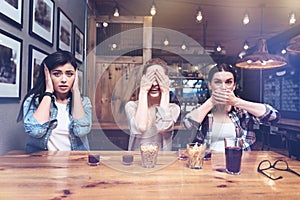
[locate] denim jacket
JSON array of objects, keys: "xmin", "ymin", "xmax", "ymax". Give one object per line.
[{"xmin": 23, "ymin": 94, "xmax": 92, "ymax": 153}]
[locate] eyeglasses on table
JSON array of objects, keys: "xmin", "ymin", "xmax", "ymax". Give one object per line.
[{"xmin": 257, "ymin": 159, "xmax": 300, "ymax": 180}]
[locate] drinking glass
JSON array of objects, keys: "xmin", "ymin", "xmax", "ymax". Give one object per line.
[
  {"xmin": 140, "ymin": 142, "xmax": 159, "ymax": 168},
  {"xmin": 224, "ymin": 137, "xmax": 243, "ymax": 174},
  {"xmin": 187, "ymin": 142, "xmax": 206, "ymax": 169},
  {"xmin": 88, "ymin": 154, "xmax": 100, "ymax": 166}
]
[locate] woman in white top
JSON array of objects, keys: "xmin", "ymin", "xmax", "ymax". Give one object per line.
[{"xmin": 125, "ymin": 58, "xmax": 181, "ymax": 151}]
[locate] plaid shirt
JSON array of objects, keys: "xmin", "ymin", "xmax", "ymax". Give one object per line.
[{"xmin": 183, "ymin": 104, "xmax": 280, "ymax": 150}]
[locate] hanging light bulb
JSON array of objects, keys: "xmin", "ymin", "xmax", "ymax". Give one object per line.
[
  {"xmin": 281, "ymin": 48, "xmax": 287, "ymax": 54},
  {"xmin": 243, "ymin": 11, "xmax": 250, "ymax": 25},
  {"xmin": 243, "ymin": 40, "xmax": 249, "ymax": 50},
  {"xmin": 181, "ymin": 42, "xmax": 187, "ymax": 50},
  {"xmin": 196, "ymin": 8, "xmax": 203, "ymax": 22},
  {"xmin": 289, "ymin": 12, "xmax": 296, "ymax": 25},
  {"xmin": 216, "ymin": 44, "xmax": 222, "ymax": 52},
  {"xmin": 150, "ymin": 1, "xmax": 156, "ymax": 16},
  {"xmin": 163, "ymin": 38, "xmax": 169, "ymax": 46},
  {"xmin": 113, "ymin": 5, "xmax": 120, "ymax": 17},
  {"xmin": 102, "ymin": 21, "xmax": 108, "ymax": 27},
  {"xmin": 112, "ymin": 43, "xmax": 117, "ymax": 49}
]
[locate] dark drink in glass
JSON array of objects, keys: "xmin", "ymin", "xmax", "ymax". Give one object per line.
[
  {"xmin": 122, "ymin": 154, "xmax": 134, "ymax": 165},
  {"xmin": 225, "ymin": 146, "xmax": 242, "ymax": 174},
  {"xmin": 88, "ymin": 154, "xmax": 100, "ymax": 166}
]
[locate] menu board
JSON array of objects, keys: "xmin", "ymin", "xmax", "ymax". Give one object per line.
[{"xmin": 263, "ymin": 69, "xmax": 300, "ymax": 117}]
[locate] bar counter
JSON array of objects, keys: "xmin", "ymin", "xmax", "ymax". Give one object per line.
[{"xmin": 0, "ymin": 151, "xmax": 299, "ymax": 199}]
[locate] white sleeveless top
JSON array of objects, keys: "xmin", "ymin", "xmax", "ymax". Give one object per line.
[
  {"xmin": 210, "ymin": 122, "xmax": 235, "ymax": 152},
  {"xmin": 47, "ymin": 102, "xmax": 71, "ymax": 150}
]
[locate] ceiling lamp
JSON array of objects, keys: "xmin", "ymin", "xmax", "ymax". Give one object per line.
[
  {"xmin": 102, "ymin": 21, "xmax": 108, "ymax": 27},
  {"xmin": 196, "ymin": 7, "xmax": 203, "ymax": 22},
  {"xmin": 243, "ymin": 40, "xmax": 249, "ymax": 50},
  {"xmin": 236, "ymin": 39, "xmax": 287, "ymax": 69},
  {"xmin": 150, "ymin": 0, "xmax": 156, "ymax": 16},
  {"xmin": 163, "ymin": 38, "xmax": 169, "ymax": 46},
  {"xmin": 113, "ymin": 4, "xmax": 120, "ymax": 17},
  {"xmin": 242, "ymin": 10, "xmax": 250, "ymax": 25},
  {"xmin": 181, "ymin": 42, "xmax": 187, "ymax": 50},
  {"xmin": 286, "ymin": 35, "xmax": 300, "ymax": 53},
  {"xmin": 236, "ymin": 4, "xmax": 286, "ymax": 69},
  {"xmin": 289, "ymin": 12, "xmax": 296, "ymax": 25},
  {"xmin": 216, "ymin": 44, "xmax": 222, "ymax": 52}
]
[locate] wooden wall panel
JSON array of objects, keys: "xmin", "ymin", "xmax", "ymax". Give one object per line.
[
  {"xmin": 94, "ymin": 59, "xmax": 143, "ymax": 124},
  {"xmin": 87, "ymin": 16, "xmax": 152, "ymax": 125}
]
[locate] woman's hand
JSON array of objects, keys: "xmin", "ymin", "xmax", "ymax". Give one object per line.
[
  {"xmin": 155, "ymin": 69, "xmax": 169, "ymax": 94},
  {"xmin": 71, "ymin": 70, "xmax": 80, "ymax": 93},
  {"xmin": 211, "ymin": 89, "xmax": 238, "ymax": 106},
  {"xmin": 44, "ymin": 65, "xmax": 54, "ymax": 93},
  {"xmin": 140, "ymin": 70, "xmax": 155, "ymax": 93}
]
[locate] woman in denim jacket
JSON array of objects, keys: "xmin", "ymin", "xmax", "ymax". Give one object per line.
[
  {"xmin": 183, "ymin": 63, "xmax": 280, "ymax": 152},
  {"xmin": 17, "ymin": 51, "xmax": 92, "ymax": 153}
]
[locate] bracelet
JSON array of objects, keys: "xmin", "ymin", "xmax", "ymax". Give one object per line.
[{"xmin": 43, "ymin": 92, "xmax": 53, "ymax": 98}]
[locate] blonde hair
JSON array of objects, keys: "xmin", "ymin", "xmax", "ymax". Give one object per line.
[
  {"xmin": 143, "ymin": 58, "xmax": 168, "ymax": 75},
  {"xmin": 118, "ymin": 58, "xmax": 168, "ymax": 114}
]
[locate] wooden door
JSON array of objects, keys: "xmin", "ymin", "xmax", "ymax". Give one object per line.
[{"xmin": 86, "ymin": 16, "xmax": 152, "ymax": 125}]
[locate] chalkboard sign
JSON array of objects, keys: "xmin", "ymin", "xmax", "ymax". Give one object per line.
[{"xmin": 263, "ymin": 67, "xmax": 300, "ymax": 119}]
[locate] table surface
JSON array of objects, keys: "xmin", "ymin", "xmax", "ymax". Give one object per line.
[{"xmin": 0, "ymin": 151, "xmax": 300, "ymax": 199}]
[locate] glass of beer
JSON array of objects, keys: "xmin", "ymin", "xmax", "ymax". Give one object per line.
[{"xmin": 187, "ymin": 142, "xmax": 206, "ymax": 169}]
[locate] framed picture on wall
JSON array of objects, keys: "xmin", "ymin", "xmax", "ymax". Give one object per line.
[
  {"xmin": 57, "ymin": 8, "xmax": 72, "ymax": 52},
  {"xmin": 0, "ymin": 29, "xmax": 22, "ymax": 99},
  {"xmin": 29, "ymin": 0, "xmax": 55, "ymax": 46},
  {"xmin": 28, "ymin": 45, "xmax": 48, "ymax": 90},
  {"xmin": 74, "ymin": 25, "xmax": 84, "ymax": 63},
  {"xmin": 0, "ymin": 0, "xmax": 23, "ymax": 29}
]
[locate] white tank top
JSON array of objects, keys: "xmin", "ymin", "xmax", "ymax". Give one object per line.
[
  {"xmin": 47, "ymin": 102, "xmax": 71, "ymax": 150},
  {"xmin": 210, "ymin": 122, "xmax": 235, "ymax": 152}
]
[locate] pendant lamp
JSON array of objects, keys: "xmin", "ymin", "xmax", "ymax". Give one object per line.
[
  {"xmin": 287, "ymin": 35, "xmax": 300, "ymax": 53},
  {"xmin": 236, "ymin": 38, "xmax": 287, "ymax": 69},
  {"xmin": 236, "ymin": 4, "xmax": 287, "ymax": 69}
]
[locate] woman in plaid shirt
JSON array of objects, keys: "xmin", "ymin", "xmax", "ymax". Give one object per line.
[{"xmin": 183, "ymin": 63, "xmax": 280, "ymax": 151}]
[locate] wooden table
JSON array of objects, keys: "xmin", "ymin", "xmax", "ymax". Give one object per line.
[{"xmin": 0, "ymin": 151, "xmax": 300, "ymax": 199}]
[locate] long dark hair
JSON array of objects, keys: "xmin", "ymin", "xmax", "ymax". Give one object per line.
[
  {"xmin": 17, "ymin": 51, "xmax": 78, "ymax": 122},
  {"xmin": 208, "ymin": 63, "xmax": 238, "ymax": 83}
]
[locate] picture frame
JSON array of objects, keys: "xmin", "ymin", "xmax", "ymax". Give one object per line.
[
  {"xmin": 28, "ymin": 45, "xmax": 48, "ymax": 91},
  {"xmin": 0, "ymin": 0, "xmax": 23, "ymax": 29},
  {"xmin": 29, "ymin": 0, "xmax": 55, "ymax": 46},
  {"xmin": 0, "ymin": 29, "xmax": 22, "ymax": 99},
  {"xmin": 57, "ymin": 8, "xmax": 72, "ymax": 52},
  {"xmin": 74, "ymin": 25, "xmax": 84, "ymax": 63}
]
